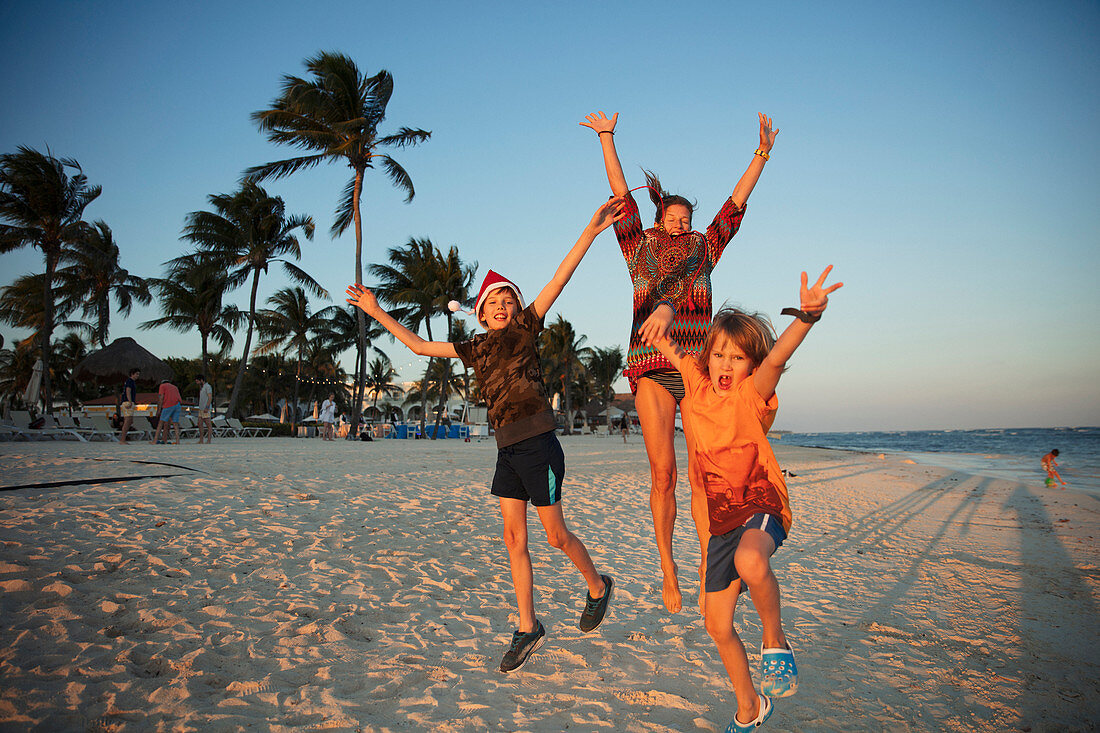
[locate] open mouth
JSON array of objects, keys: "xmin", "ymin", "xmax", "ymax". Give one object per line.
[{"xmin": 717, "ymin": 375, "xmax": 732, "ymax": 389}]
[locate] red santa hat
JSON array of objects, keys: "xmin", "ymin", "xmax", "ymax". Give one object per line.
[{"xmin": 471, "ymin": 270, "xmax": 525, "ymax": 323}]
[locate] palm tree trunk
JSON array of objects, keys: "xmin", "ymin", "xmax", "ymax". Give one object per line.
[
  {"xmin": 200, "ymin": 334, "xmax": 210, "ymax": 380},
  {"xmin": 563, "ymin": 362, "xmax": 573, "ymax": 436},
  {"xmin": 351, "ymin": 167, "xmax": 366, "ymax": 430},
  {"xmin": 227, "ymin": 270, "xmax": 261, "ymax": 418},
  {"xmin": 292, "ymin": 351, "xmax": 302, "ymax": 435},
  {"xmin": 420, "ymin": 321, "xmax": 434, "ymax": 437},
  {"xmin": 200, "ymin": 331, "xmax": 214, "ymax": 413},
  {"xmin": 39, "ymin": 248, "xmax": 57, "ymax": 414},
  {"xmin": 431, "ymin": 313, "xmax": 453, "ymax": 440}
]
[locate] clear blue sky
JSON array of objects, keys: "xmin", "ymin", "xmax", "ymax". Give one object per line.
[{"xmin": 2, "ymin": 0, "xmax": 1098, "ymax": 431}]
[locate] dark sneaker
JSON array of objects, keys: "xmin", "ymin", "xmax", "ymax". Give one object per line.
[
  {"xmin": 499, "ymin": 619, "xmax": 545, "ymax": 673},
  {"xmin": 578, "ymin": 574, "xmax": 614, "ymax": 632}
]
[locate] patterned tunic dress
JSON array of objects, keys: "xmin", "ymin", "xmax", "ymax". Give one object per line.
[{"xmin": 614, "ymin": 192, "xmax": 747, "ymax": 393}]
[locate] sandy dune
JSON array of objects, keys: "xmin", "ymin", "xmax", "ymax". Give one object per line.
[{"xmin": 0, "ymin": 435, "xmax": 1096, "ymax": 731}]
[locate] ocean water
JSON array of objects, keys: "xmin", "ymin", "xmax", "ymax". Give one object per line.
[{"xmin": 777, "ymin": 426, "xmax": 1100, "ymax": 496}]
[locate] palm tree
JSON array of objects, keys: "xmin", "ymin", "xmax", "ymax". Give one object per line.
[
  {"xmin": 176, "ymin": 180, "xmax": 322, "ymax": 418},
  {"xmin": 428, "ymin": 245, "xmax": 476, "ymax": 438},
  {"xmin": 51, "ymin": 331, "xmax": 90, "ymax": 409},
  {"xmin": 0, "ymin": 273, "xmax": 90, "ymax": 351},
  {"xmin": 586, "ymin": 346, "xmax": 625, "ymax": 421},
  {"xmin": 540, "ymin": 316, "xmax": 591, "ymax": 435},
  {"xmin": 0, "ymin": 147, "xmax": 101, "ymax": 412},
  {"xmin": 402, "ymin": 359, "xmax": 466, "ymax": 426},
  {"xmin": 313, "ymin": 303, "xmax": 388, "ymax": 414},
  {"xmin": 140, "ymin": 266, "xmax": 242, "ymax": 394},
  {"xmin": 301, "ymin": 340, "xmax": 349, "ymax": 410},
  {"xmin": 239, "ymin": 353, "xmax": 295, "ymax": 418},
  {"xmin": 55, "ymin": 220, "xmax": 150, "ymax": 347},
  {"xmin": 449, "ymin": 318, "xmax": 476, "ymax": 415},
  {"xmin": 370, "ymin": 237, "xmax": 440, "ymax": 435},
  {"xmin": 254, "ymin": 286, "xmax": 333, "ymax": 431},
  {"xmin": 246, "ymin": 51, "xmax": 430, "ymax": 427},
  {"xmin": 0, "ymin": 342, "xmax": 36, "ymax": 412},
  {"xmin": 363, "ymin": 356, "xmax": 403, "ymax": 411}
]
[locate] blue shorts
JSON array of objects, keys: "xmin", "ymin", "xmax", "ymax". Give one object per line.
[
  {"xmin": 705, "ymin": 513, "xmax": 787, "ymax": 593},
  {"xmin": 160, "ymin": 404, "xmax": 181, "ymax": 423},
  {"xmin": 491, "ymin": 431, "xmax": 565, "ymax": 507}
]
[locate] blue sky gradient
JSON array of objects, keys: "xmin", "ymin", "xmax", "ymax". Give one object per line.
[{"xmin": 2, "ymin": 0, "xmax": 1098, "ymax": 430}]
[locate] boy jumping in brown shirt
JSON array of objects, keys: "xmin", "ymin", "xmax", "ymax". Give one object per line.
[{"xmin": 346, "ymin": 198, "xmax": 623, "ymax": 672}]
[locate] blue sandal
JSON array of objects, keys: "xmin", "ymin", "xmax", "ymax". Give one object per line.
[
  {"xmin": 726, "ymin": 693, "xmax": 773, "ymax": 732},
  {"xmin": 760, "ymin": 644, "xmax": 798, "ymax": 697}
]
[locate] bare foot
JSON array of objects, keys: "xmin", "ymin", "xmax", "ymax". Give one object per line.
[{"xmin": 661, "ymin": 562, "xmax": 682, "ymax": 613}]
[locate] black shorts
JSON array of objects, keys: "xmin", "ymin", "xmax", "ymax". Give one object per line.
[
  {"xmin": 491, "ymin": 431, "xmax": 565, "ymax": 506},
  {"xmin": 705, "ymin": 513, "xmax": 787, "ymax": 593},
  {"xmin": 640, "ymin": 369, "xmax": 685, "ymax": 404}
]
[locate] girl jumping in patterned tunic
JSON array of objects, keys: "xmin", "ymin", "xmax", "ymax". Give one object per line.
[{"xmin": 580, "ymin": 110, "xmax": 778, "ymax": 614}]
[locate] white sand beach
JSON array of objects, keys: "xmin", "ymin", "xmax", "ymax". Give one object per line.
[{"xmin": 0, "ymin": 435, "xmax": 1097, "ymax": 732}]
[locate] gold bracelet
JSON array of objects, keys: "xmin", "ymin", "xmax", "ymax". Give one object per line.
[{"xmin": 754, "ymin": 148, "xmax": 770, "ymax": 161}]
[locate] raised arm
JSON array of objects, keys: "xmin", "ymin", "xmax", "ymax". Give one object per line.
[
  {"xmin": 345, "ymin": 285, "xmax": 458, "ymax": 359},
  {"xmin": 580, "ymin": 111, "xmax": 630, "ymax": 197},
  {"xmin": 730, "ymin": 113, "xmax": 778, "ymax": 208},
  {"xmin": 653, "ymin": 334, "xmax": 687, "ymax": 371},
  {"xmin": 532, "ymin": 197, "xmax": 626, "ymax": 318},
  {"xmin": 753, "ymin": 265, "xmax": 843, "ymax": 400}
]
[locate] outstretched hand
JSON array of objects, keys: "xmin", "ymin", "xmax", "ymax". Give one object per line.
[
  {"xmin": 639, "ymin": 303, "xmax": 674, "ymax": 346},
  {"xmin": 580, "ymin": 111, "xmax": 618, "ymax": 136},
  {"xmin": 589, "ymin": 196, "xmax": 627, "ymax": 232},
  {"xmin": 800, "ymin": 265, "xmax": 843, "ymax": 316},
  {"xmin": 758, "ymin": 113, "xmax": 778, "ymax": 153},
  {"xmin": 345, "ymin": 283, "xmax": 379, "ymax": 316}
]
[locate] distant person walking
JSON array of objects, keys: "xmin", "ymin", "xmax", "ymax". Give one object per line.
[
  {"xmin": 1042, "ymin": 449, "xmax": 1067, "ymax": 488},
  {"xmin": 119, "ymin": 368, "xmax": 140, "ymax": 444},
  {"xmin": 151, "ymin": 379, "xmax": 182, "ymax": 445},
  {"xmin": 195, "ymin": 375, "xmax": 214, "ymax": 444},
  {"xmin": 320, "ymin": 393, "xmax": 337, "ymax": 441}
]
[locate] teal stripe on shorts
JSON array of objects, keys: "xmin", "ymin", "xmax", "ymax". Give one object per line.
[{"xmin": 548, "ymin": 467, "xmax": 558, "ymax": 504}]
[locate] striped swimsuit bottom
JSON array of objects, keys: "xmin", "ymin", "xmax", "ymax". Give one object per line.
[{"xmin": 640, "ymin": 369, "xmax": 686, "ymax": 403}]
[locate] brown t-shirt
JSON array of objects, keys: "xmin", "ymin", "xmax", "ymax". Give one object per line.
[{"xmin": 453, "ymin": 304, "xmax": 556, "ymax": 448}]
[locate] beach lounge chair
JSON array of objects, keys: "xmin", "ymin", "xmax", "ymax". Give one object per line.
[
  {"xmin": 211, "ymin": 415, "xmax": 236, "ymax": 437},
  {"xmin": 227, "ymin": 417, "xmax": 270, "ymax": 437},
  {"xmin": 87, "ymin": 413, "xmax": 145, "ymax": 442},
  {"xmin": 41, "ymin": 415, "xmax": 89, "ymax": 442},
  {"xmin": 0, "ymin": 422, "xmax": 33, "ymax": 441},
  {"xmin": 176, "ymin": 415, "xmax": 201, "ymax": 439},
  {"xmin": 8, "ymin": 410, "xmax": 83, "ymax": 441},
  {"xmin": 55, "ymin": 414, "xmax": 95, "ymax": 440}
]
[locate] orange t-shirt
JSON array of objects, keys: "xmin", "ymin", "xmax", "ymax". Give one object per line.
[{"xmin": 679, "ymin": 359, "xmax": 792, "ymax": 535}]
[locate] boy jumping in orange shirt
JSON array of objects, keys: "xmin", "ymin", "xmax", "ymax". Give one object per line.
[{"xmin": 654, "ymin": 266, "xmax": 842, "ymax": 731}]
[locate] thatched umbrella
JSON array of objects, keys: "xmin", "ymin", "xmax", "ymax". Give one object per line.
[{"xmin": 74, "ymin": 337, "xmax": 174, "ymax": 385}]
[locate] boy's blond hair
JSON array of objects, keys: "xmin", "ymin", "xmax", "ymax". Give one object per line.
[{"xmin": 696, "ymin": 306, "xmax": 777, "ymax": 372}]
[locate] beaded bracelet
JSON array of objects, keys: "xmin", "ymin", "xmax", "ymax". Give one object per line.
[{"xmin": 754, "ymin": 148, "xmax": 770, "ymax": 161}]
